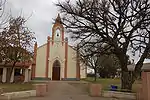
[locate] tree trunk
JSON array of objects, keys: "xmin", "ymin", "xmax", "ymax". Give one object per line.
[
  {"xmin": 94, "ymin": 74, "xmax": 97, "ymax": 81},
  {"xmin": 121, "ymin": 71, "xmax": 133, "ymax": 91},
  {"xmin": 117, "ymin": 53, "xmax": 134, "ymax": 90},
  {"xmin": 94, "ymin": 68, "xmax": 97, "ymax": 82},
  {"xmin": 6, "ymin": 62, "xmax": 16, "ymax": 83}
]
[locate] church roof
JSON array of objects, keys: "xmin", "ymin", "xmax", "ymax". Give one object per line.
[
  {"xmin": 68, "ymin": 45, "xmax": 76, "ymax": 50},
  {"xmin": 37, "ymin": 43, "xmax": 47, "ymax": 49},
  {"xmin": 37, "ymin": 40, "xmax": 76, "ymax": 52}
]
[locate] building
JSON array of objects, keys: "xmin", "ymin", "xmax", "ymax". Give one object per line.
[
  {"xmin": 31, "ymin": 14, "xmax": 87, "ymax": 81},
  {"xmin": 0, "ymin": 62, "xmax": 32, "ymax": 83},
  {"xmin": 0, "ymin": 47, "xmax": 33, "ymax": 83}
]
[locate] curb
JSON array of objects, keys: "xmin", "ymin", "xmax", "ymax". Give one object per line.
[{"xmin": 0, "ymin": 90, "xmax": 36, "ymax": 100}]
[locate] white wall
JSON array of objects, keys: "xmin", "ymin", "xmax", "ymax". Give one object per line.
[
  {"xmin": 48, "ymin": 40, "xmax": 65, "ymax": 79},
  {"xmin": 35, "ymin": 44, "xmax": 47, "ymax": 77}
]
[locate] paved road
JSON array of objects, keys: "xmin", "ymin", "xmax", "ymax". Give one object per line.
[{"xmin": 20, "ymin": 81, "xmax": 122, "ymax": 100}]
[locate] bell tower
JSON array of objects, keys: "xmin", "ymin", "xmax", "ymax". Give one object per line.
[{"xmin": 52, "ymin": 14, "xmax": 64, "ymax": 45}]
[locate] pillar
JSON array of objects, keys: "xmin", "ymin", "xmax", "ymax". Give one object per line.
[
  {"xmin": 28, "ymin": 69, "xmax": 31, "ymax": 81},
  {"xmin": 31, "ymin": 42, "xmax": 37, "ymax": 79},
  {"xmin": 138, "ymin": 65, "xmax": 150, "ymax": 100},
  {"xmin": 45, "ymin": 36, "xmax": 50, "ymax": 78},
  {"xmin": 10, "ymin": 68, "xmax": 15, "ymax": 83},
  {"xmin": 24, "ymin": 69, "xmax": 29, "ymax": 82},
  {"xmin": 64, "ymin": 38, "xmax": 68, "ymax": 78},
  {"xmin": 61, "ymin": 62, "xmax": 65, "ymax": 79},
  {"xmin": 140, "ymin": 71, "xmax": 150, "ymax": 100},
  {"xmin": 76, "ymin": 44, "xmax": 80, "ymax": 80},
  {"xmin": 2, "ymin": 68, "xmax": 7, "ymax": 83}
]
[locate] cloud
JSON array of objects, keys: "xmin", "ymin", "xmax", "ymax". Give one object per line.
[{"xmin": 5, "ymin": 0, "xmax": 59, "ymax": 45}]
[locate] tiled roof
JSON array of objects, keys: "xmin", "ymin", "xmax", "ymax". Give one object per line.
[{"xmin": 0, "ymin": 62, "xmax": 32, "ymax": 68}]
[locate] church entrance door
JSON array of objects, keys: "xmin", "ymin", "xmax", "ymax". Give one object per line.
[{"xmin": 52, "ymin": 60, "xmax": 60, "ymax": 80}]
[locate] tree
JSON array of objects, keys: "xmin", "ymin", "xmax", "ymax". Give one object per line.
[
  {"xmin": 56, "ymin": 0, "xmax": 150, "ymax": 90},
  {"xmin": 0, "ymin": 16, "xmax": 36, "ymax": 82},
  {"xmin": 79, "ymin": 43, "xmax": 102, "ymax": 81},
  {"xmin": 98, "ymin": 54, "xmax": 120, "ymax": 78},
  {"xmin": 80, "ymin": 43, "xmax": 120, "ymax": 80},
  {"xmin": 0, "ymin": 0, "xmax": 10, "ymax": 28},
  {"xmin": 96, "ymin": 44, "xmax": 120, "ymax": 78}
]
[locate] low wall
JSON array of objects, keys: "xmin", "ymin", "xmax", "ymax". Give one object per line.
[
  {"xmin": 88, "ymin": 83, "xmax": 136, "ymax": 100},
  {"xmin": 102, "ymin": 91, "xmax": 136, "ymax": 100},
  {"xmin": 0, "ymin": 84, "xmax": 48, "ymax": 99},
  {"xmin": 1, "ymin": 90, "xmax": 36, "ymax": 100}
]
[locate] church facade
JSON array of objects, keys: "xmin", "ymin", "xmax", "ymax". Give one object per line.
[{"xmin": 31, "ymin": 15, "xmax": 87, "ymax": 80}]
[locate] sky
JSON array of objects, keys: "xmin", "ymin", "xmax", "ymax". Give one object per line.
[
  {"xmin": 3, "ymin": 0, "xmax": 150, "ymax": 65},
  {"xmin": 5, "ymin": 0, "xmax": 59, "ymax": 46}
]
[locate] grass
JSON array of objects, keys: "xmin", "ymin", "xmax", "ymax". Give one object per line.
[
  {"xmin": 0, "ymin": 79, "xmax": 141, "ymax": 93},
  {"xmin": 82, "ymin": 77, "xmax": 141, "ymax": 93},
  {"xmin": 0, "ymin": 81, "xmax": 47, "ymax": 93},
  {"xmin": 0, "ymin": 83, "xmax": 33, "ymax": 93}
]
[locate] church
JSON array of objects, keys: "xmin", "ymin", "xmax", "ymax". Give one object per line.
[{"xmin": 31, "ymin": 14, "xmax": 87, "ymax": 81}]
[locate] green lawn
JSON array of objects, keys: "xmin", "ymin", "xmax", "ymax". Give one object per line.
[
  {"xmin": 0, "ymin": 79, "xmax": 141, "ymax": 93},
  {"xmin": 82, "ymin": 77, "xmax": 141, "ymax": 93},
  {"xmin": 0, "ymin": 81, "xmax": 47, "ymax": 93}
]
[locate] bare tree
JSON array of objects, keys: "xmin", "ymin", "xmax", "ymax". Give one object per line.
[
  {"xmin": 0, "ymin": 0, "xmax": 10, "ymax": 28},
  {"xmin": 80, "ymin": 43, "xmax": 120, "ymax": 80},
  {"xmin": 0, "ymin": 16, "xmax": 36, "ymax": 82},
  {"xmin": 79, "ymin": 43, "xmax": 102, "ymax": 81},
  {"xmin": 56, "ymin": 0, "xmax": 150, "ymax": 90}
]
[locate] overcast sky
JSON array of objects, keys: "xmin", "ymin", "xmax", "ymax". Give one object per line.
[
  {"xmin": 3, "ymin": 0, "xmax": 150, "ymax": 64},
  {"xmin": 5, "ymin": 0, "xmax": 59, "ymax": 46}
]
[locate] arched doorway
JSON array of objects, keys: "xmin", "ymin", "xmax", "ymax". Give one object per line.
[{"xmin": 52, "ymin": 60, "xmax": 61, "ymax": 80}]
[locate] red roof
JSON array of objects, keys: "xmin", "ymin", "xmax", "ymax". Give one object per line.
[{"xmin": 0, "ymin": 62, "xmax": 32, "ymax": 68}]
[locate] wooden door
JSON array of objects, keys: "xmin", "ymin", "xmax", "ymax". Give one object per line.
[
  {"xmin": 52, "ymin": 60, "xmax": 60, "ymax": 80},
  {"xmin": 52, "ymin": 67, "xmax": 60, "ymax": 80}
]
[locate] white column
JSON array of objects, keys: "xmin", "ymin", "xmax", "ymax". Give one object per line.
[
  {"xmin": 24, "ymin": 69, "xmax": 29, "ymax": 82},
  {"xmin": 61, "ymin": 62, "xmax": 65, "ymax": 79},
  {"xmin": 28, "ymin": 70, "xmax": 31, "ymax": 81},
  {"xmin": 2, "ymin": 68, "xmax": 7, "ymax": 83},
  {"xmin": 10, "ymin": 68, "xmax": 15, "ymax": 83},
  {"xmin": 49, "ymin": 60, "xmax": 52, "ymax": 80},
  {"xmin": 61, "ymin": 67, "xmax": 64, "ymax": 79}
]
